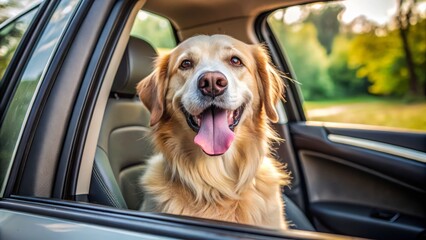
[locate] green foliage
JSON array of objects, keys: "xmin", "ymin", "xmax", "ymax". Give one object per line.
[
  {"xmin": 348, "ymin": 19, "xmax": 426, "ymax": 97},
  {"xmin": 269, "ymin": 1, "xmax": 426, "ymax": 100},
  {"xmin": 328, "ymin": 35, "xmax": 369, "ymax": 97},
  {"xmin": 269, "ymin": 19, "xmax": 334, "ymax": 100},
  {"xmin": 408, "ymin": 19, "xmax": 426, "ymax": 94},
  {"xmin": 348, "ymin": 30, "xmax": 404, "ymax": 95},
  {"xmin": 306, "ymin": 4, "xmax": 344, "ymax": 54}
]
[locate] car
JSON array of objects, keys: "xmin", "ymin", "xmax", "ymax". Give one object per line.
[{"xmin": 0, "ymin": 0, "xmax": 425, "ymax": 239}]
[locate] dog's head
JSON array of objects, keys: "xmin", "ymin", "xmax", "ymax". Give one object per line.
[{"xmin": 137, "ymin": 35, "xmax": 284, "ymax": 156}]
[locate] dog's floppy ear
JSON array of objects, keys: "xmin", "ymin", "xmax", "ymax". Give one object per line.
[
  {"xmin": 136, "ymin": 53, "xmax": 170, "ymax": 126},
  {"xmin": 253, "ymin": 45, "xmax": 285, "ymax": 123}
]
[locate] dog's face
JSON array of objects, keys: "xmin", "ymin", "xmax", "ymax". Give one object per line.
[{"xmin": 137, "ymin": 35, "xmax": 283, "ymax": 156}]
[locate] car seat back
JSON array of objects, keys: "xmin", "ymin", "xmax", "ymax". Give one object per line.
[{"xmin": 89, "ymin": 36, "xmax": 156, "ymax": 209}]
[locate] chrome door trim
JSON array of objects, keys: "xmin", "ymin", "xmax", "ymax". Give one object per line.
[{"xmin": 328, "ymin": 134, "xmax": 426, "ymax": 163}]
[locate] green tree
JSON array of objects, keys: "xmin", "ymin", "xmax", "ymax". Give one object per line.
[
  {"xmin": 328, "ymin": 35, "xmax": 368, "ymax": 97},
  {"xmin": 348, "ymin": 19, "xmax": 426, "ymax": 97},
  {"xmin": 269, "ymin": 17, "xmax": 334, "ymax": 100},
  {"xmin": 307, "ymin": 4, "xmax": 344, "ymax": 55},
  {"xmin": 395, "ymin": 0, "xmax": 423, "ymax": 97}
]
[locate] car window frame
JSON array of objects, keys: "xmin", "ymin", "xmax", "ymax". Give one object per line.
[
  {"xmin": 255, "ymin": 11, "xmax": 306, "ymax": 123},
  {"xmin": 1, "ymin": 0, "xmax": 83, "ymax": 198},
  {"xmin": 0, "ymin": 0, "xmax": 52, "ymax": 196}
]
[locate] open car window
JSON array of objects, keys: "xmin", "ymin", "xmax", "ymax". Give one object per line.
[{"xmin": 267, "ymin": 0, "xmax": 426, "ymax": 132}]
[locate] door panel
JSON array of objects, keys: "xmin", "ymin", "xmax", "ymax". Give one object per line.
[
  {"xmin": 288, "ymin": 122, "xmax": 426, "ymax": 239},
  {"xmin": 310, "ymin": 202, "xmax": 425, "ymax": 240},
  {"xmin": 291, "ymin": 123, "xmax": 426, "ymax": 192},
  {"xmin": 300, "ymin": 151, "xmax": 425, "ymax": 217}
]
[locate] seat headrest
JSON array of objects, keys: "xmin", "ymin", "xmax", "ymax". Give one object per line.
[{"xmin": 112, "ymin": 37, "xmax": 157, "ymax": 95}]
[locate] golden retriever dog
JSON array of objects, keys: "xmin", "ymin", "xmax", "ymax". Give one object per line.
[{"xmin": 137, "ymin": 34, "xmax": 290, "ymax": 229}]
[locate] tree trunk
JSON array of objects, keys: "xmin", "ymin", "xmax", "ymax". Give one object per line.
[{"xmin": 396, "ymin": 0, "xmax": 421, "ymax": 96}]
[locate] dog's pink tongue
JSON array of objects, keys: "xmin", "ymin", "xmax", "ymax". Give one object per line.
[{"xmin": 194, "ymin": 107, "xmax": 235, "ymax": 156}]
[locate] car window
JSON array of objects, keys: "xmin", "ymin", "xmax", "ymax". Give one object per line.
[
  {"xmin": 0, "ymin": 0, "xmax": 80, "ymax": 196},
  {"xmin": 130, "ymin": 10, "xmax": 176, "ymax": 55},
  {"xmin": 268, "ymin": 0, "xmax": 426, "ymax": 132},
  {"xmin": 0, "ymin": 0, "xmax": 41, "ymax": 82}
]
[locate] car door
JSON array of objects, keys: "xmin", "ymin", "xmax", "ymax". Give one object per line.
[{"xmin": 259, "ymin": 1, "xmax": 426, "ymax": 239}]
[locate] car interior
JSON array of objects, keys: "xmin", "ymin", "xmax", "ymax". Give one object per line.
[
  {"xmin": 78, "ymin": 0, "xmax": 425, "ymax": 239},
  {"xmin": 1, "ymin": 0, "xmax": 424, "ymax": 239}
]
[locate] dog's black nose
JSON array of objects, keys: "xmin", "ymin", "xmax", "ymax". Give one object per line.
[{"xmin": 198, "ymin": 71, "xmax": 228, "ymax": 97}]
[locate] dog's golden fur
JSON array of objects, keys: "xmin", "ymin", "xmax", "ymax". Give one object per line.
[{"xmin": 137, "ymin": 35, "xmax": 290, "ymax": 229}]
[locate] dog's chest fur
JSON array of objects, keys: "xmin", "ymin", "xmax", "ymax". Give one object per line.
[{"xmin": 140, "ymin": 154, "xmax": 288, "ymax": 229}]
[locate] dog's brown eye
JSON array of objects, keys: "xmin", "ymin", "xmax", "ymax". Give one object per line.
[
  {"xmin": 230, "ymin": 56, "xmax": 243, "ymax": 66},
  {"xmin": 180, "ymin": 60, "xmax": 193, "ymax": 70}
]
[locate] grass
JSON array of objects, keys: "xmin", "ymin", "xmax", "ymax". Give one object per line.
[{"xmin": 303, "ymin": 96, "xmax": 426, "ymax": 132}]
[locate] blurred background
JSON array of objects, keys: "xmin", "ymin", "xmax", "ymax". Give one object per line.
[
  {"xmin": 268, "ymin": 0, "xmax": 426, "ymax": 131},
  {"xmin": 1, "ymin": 0, "xmax": 425, "ymax": 131}
]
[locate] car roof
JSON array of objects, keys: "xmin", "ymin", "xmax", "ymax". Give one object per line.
[{"xmin": 143, "ymin": 0, "xmax": 315, "ymax": 42}]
